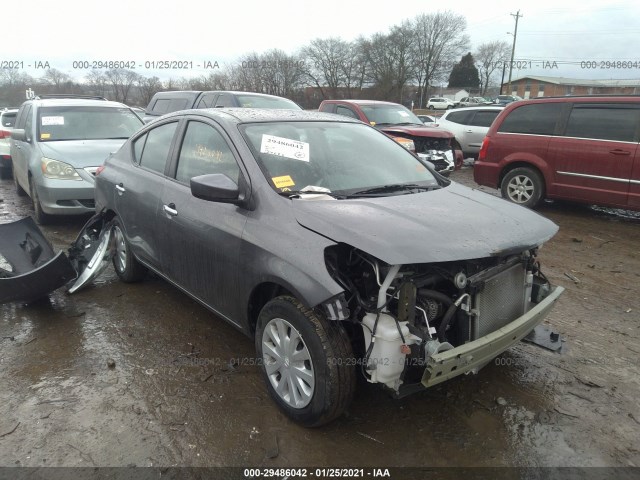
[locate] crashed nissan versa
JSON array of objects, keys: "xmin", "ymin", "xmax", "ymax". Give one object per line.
[{"xmin": 11, "ymin": 109, "xmax": 564, "ymax": 427}]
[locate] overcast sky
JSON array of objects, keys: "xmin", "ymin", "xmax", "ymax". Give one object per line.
[{"xmin": 4, "ymin": 0, "xmax": 639, "ymax": 83}]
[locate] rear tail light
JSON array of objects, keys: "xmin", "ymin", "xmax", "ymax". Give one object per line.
[
  {"xmin": 0, "ymin": 129, "xmax": 11, "ymax": 139},
  {"xmin": 95, "ymin": 165, "xmax": 106, "ymax": 176},
  {"xmin": 478, "ymin": 136, "xmax": 490, "ymax": 162}
]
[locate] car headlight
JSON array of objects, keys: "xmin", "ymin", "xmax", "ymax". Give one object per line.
[
  {"xmin": 41, "ymin": 157, "xmax": 82, "ymax": 180},
  {"xmin": 392, "ymin": 136, "xmax": 415, "ymax": 152}
]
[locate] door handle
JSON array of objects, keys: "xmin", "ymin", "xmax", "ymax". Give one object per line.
[
  {"xmin": 465, "ymin": 129, "xmax": 473, "ymax": 133},
  {"xmin": 609, "ymin": 149, "xmax": 630, "ymax": 155},
  {"xmin": 115, "ymin": 183, "xmax": 125, "ymax": 193},
  {"xmin": 163, "ymin": 203, "xmax": 178, "ymax": 217}
]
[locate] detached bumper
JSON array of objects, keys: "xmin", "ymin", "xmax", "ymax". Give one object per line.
[
  {"xmin": 0, "ymin": 217, "xmax": 77, "ymax": 303},
  {"xmin": 421, "ymin": 285, "xmax": 565, "ymax": 388}
]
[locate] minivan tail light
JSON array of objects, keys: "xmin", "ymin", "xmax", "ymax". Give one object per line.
[
  {"xmin": 478, "ymin": 136, "xmax": 490, "ymax": 162},
  {"xmin": 95, "ymin": 165, "xmax": 106, "ymax": 176},
  {"xmin": 0, "ymin": 129, "xmax": 11, "ymax": 139}
]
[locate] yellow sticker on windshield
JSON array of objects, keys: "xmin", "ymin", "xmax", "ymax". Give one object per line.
[
  {"xmin": 40, "ymin": 133, "xmax": 51, "ymax": 139},
  {"xmin": 272, "ymin": 175, "xmax": 295, "ymax": 188}
]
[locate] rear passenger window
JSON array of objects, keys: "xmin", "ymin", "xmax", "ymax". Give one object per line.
[
  {"xmin": 444, "ymin": 110, "xmax": 473, "ymax": 125},
  {"xmin": 175, "ymin": 121, "xmax": 239, "ymax": 184},
  {"xmin": 498, "ymin": 103, "xmax": 562, "ymax": 135},
  {"xmin": 215, "ymin": 95, "xmax": 235, "ymax": 108},
  {"xmin": 152, "ymin": 99, "xmax": 171, "ymax": 114},
  {"xmin": 138, "ymin": 122, "xmax": 178, "ymax": 174},
  {"xmin": 197, "ymin": 94, "xmax": 218, "ymax": 109},
  {"xmin": 470, "ymin": 110, "xmax": 500, "ymax": 127},
  {"xmin": 564, "ymin": 105, "xmax": 640, "ymax": 142}
]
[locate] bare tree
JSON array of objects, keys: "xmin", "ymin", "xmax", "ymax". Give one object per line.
[
  {"xmin": 104, "ymin": 69, "xmax": 141, "ymax": 104},
  {"xmin": 43, "ymin": 69, "xmax": 72, "ymax": 92},
  {"xmin": 301, "ymin": 37, "xmax": 350, "ymax": 99},
  {"xmin": 361, "ymin": 22, "xmax": 415, "ymax": 102},
  {"xmin": 85, "ymin": 70, "xmax": 109, "ymax": 98},
  {"xmin": 137, "ymin": 75, "xmax": 162, "ymax": 106},
  {"xmin": 475, "ymin": 40, "xmax": 510, "ymax": 95},
  {"xmin": 411, "ymin": 11, "xmax": 470, "ymax": 107}
]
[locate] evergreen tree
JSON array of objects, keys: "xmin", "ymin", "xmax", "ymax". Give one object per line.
[{"xmin": 448, "ymin": 52, "xmax": 480, "ymax": 90}]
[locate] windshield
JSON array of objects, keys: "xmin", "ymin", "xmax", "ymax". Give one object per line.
[
  {"xmin": 240, "ymin": 121, "xmax": 439, "ymax": 197},
  {"xmin": 37, "ymin": 106, "xmax": 143, "ymax": 141},
  {"xmin": 360, "ymin": 104, "xmax": 423, "ymax": 126},
  {"xmin": 234, "ymin": 95, "xmax": 301, "ymax": 110}
]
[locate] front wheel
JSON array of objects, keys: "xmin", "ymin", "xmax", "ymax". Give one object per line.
[
  {"xmin": 256, "ymin": 296, "xmax": 355, "ymax": 427},
  {"xmin": 501, "ymin": 167, "xmax": 544, "ymax": 208},
  {"xmin": 29, "ymin": 177, "xmax": 52, "ymax": 225},
  {"xmin": 428, "ymin": 105, "xmax": 435, "ymax": 110},
  {"xmin": 111, "ymin": 218, "xmax": 147, "ymax": 282}
]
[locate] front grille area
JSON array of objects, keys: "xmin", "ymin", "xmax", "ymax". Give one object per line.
[
  {"xmin": 414, "ymin": 137, "xmax": 451, "ymax": 152},
  {"xmin": 473, "ymin": 263, "xmax": 526, "ymax": 339}
]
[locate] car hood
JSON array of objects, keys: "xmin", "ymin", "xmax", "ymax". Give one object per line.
[
  {"xmin": 292, "ymin": 183, "xmax": 558, "ymax": 264},
  {"xmin": 378, "ymin": 125, "xmax": 453, "ymax": 139},
  {"xmin": 39, "ymin": 139, "xmax": 127, "ymax": 167}
]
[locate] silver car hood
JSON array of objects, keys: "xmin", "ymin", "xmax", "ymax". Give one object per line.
[
  {"xmin": 293, "ymin": 183, "xmax": 558, "ymax": 264},
  {"xmin": 39, "ymin": 139, "xmax": 126, "ymax": 168}
]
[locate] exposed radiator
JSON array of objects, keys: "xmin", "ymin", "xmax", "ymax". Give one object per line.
[{"xmin": 472, "ymin": 262, "xmax": 527, "ymax": 339}]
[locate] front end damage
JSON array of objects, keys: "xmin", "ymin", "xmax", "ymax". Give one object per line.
[{"xmin": 323, "ymin": 244, "xmax": 564, "ymax": 396}]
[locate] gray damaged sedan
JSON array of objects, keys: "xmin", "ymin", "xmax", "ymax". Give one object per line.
[{"xmin": 58, "ymin": 109, "xmax": 563, "ymax": 426}]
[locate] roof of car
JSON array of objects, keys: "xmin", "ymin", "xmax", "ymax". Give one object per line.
[
  {"xmin": 447, "ymin": 105, "xmax": 504, "ymax": 111},
  {"xmin": 170, "ymin": 108, "xmax": 361, "ymax": 124},
  {"xmin": 26, "ymin": 98, "xmax": 129, "ymax": 108},
  {"xmin": 323, "ymin": 99, "xmax": 403, "ymax": 107}
]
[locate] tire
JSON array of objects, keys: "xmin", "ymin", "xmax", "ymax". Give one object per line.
[
  {"xmin": 111, "ymin": 218, "xmax": 147, "ymax": 282},
  {"xmin": 500, "ymin": 167, "xmax": 544, "ymax": 208},
  {"xmin": 29, "ymin": 177, "xmax": 52, "ymax": 225},
  {"xmin": 428, "ymin": 105, "xmax": 435, "ymax": 110},
  {"xmin": 0, "ymin": 166, "xmax": 11, "ymax": 180},
  {"xmin": 14, "ymin": 167, "xmax": 26, "ymax": 196},
  {"xmin": 255, "ymin": 296, "xmax": 355, "ymax": 427}
]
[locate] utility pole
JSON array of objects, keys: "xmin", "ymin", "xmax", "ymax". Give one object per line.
[{"xmin": 507, "ymin": 10, "xmax": 523, "ymax": 95}]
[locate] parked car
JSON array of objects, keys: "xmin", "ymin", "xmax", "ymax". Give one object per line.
[
  {"xmin": 457, "ymin": 97, "xmax": 492, "ymax": 108},
  {"xmin": 417, "ymin": 114, "xmax": 437, "ymax": 124},
  {"xmin": 474, "ymin": 95, "xmax": 640, "ymax": 210},
  {"xmin": 143, "ymin": 90, "xmax": 301, "ymax": 123},
  {"xmin": 494, "ymin": 95, "xmax": 522, "ymax": 106},
  {"xmin": 0, "ymin": 108, "xmax": 18, "ymax": 179},
  {"xmin": 435, "ymin": 106, "xmax": 504, "ymax": 158},
  {"xmin": 67, "ymin": 108, "xmax": 563, "ymax": 426},
  {"xmin": 10, "ymin": 95, "xmax": 144, "ymax": 223},
  {"xmin": 318, "ymin": 99, "xmax": 458, "ymax": 174},
  {"xmin": 427, "ymin": 97, "xmax": 457, "ymax": 110}
]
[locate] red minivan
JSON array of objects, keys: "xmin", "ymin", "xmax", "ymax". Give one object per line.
[{"xmin": 474, "ymin": 96, "xmax": 640, "ymax": 211}]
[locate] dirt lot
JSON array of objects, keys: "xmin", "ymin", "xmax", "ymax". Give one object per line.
[{"xmin": 1, "ymin": 167, "xmax": 639, "ymax": 472}]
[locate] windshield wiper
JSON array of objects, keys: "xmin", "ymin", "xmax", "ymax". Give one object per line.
[{"xmin": 345, "ymin": 183, "xmax": 439, "ymax": 197}]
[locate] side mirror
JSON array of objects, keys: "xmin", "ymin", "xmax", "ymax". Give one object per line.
[
  {"xmin": 190, "ymin": 174, "xmax": 241, "ymax": 204},
  {"xmin": 10, "ymin": 129, "xmax": 27, "ymax": 142}
]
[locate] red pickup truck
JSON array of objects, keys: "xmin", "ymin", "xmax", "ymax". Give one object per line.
[{"xmin": 318, "ymin": 99, "xmax": 462, "ymax": 175}]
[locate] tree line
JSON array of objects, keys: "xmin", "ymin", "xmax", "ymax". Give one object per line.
[{"xmin": 0, "ymin": 11, "xmax": 510, "ymax": 109}]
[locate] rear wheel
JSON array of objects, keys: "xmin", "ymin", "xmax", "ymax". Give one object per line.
[
  {"xmin": 428, "ymin": 105, "xmax": 435, "ymax": 110},
  {"xmin": 112, "ymin": 218, "xmax": 147, "ymax": 282},
  {"xmin": 0, "ymin": 165, "xmax": 11, "ymax": 180},
  {"xmin": 501, "ymin": 167, "xmax": 544, "ymax": 208},
  {"xmin": 256, "ymin": 296, "xmax": 355, "ymax": 427}
]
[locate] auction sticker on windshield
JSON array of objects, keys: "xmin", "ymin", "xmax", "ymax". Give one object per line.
[
  {"xmin": 260, "ymin": 134, "xmax": 309, "ymax": 162},
  {"xmin": 271, "ymin": 175, "xmax": 295, "ymax": 188},
  {"xmin": 41, "ymin": 116, "xmax": 65, "ymax": 125}
]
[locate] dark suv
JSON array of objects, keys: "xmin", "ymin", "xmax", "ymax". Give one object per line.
[
  {"xmin": 143, "ymin": 91, "xmax": 300, "ymax": 123},
  {"xmin": 318, "ymin": 99, "xmax": 461, "ymax": 174},
  {"xmin": 474, "ymin": 95, "xmax": 640, "ymax": 210}
]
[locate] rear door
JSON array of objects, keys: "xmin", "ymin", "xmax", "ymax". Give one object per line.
[
  {"xmin": 548, "ymin": 103, "xmax": 640, "ymax": 207},
  {"xmin": 629, "ymin": 151, "xmax": 640, "ymax": 209},
  {"xmin": 465, "ymin": 109, "xmax": 502, "ymax": 152},
  {"xmin": 158, "ymin": 117, "xmax": 249, "ymax": 322},
  {"xmin": 115, "ymin": 120, "xmax": 180, "ymax": 270}
]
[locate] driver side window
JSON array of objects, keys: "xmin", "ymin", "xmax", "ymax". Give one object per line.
[{"xmin": 175, "ymin": 121, "xmax": 240, "ymax": 185}]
